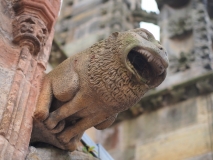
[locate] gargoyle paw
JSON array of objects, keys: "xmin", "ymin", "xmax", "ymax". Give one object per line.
[
  {"xmin": 44, "ymin": 116, "xmax": 59, "ymax": 130},
  {"xmin": 49, "ymin": 120, "xmax": 65, "ymax": 134},
  {"xmin": 64, "ymin": 141, "xmax": 78, "ymax": 151},
  {"xmin": 34, "ymin": 109, "xmax": 49, "ymax": 121},
  {"xmin": 56, "ymin": 132, "xmax": 71, "ymax": 144}
]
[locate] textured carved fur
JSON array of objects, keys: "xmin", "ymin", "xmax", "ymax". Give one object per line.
[{"xmin": 33, "ymin": 28, "xmax": 169, "ymax": 151}]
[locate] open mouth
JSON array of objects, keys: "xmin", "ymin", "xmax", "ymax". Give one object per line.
[{"xmin": 127, "ymin": 47, "xmax": 166, "ymax": 84}]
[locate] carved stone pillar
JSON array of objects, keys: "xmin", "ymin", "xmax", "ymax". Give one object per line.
[
  {"xmin": 0, "ymin": 0, "xmax": 61, "ymax": 159},
  {"xmin": 156, "ymin": 0, "xmax": 213, "ymax": 89}
]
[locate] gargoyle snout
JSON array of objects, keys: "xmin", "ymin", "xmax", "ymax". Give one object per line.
[{"xmin": 156, "ymin": 44, "xmax": 169, "ymax": 68}]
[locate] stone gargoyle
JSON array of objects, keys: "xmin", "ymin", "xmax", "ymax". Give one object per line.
[{"xmin": 31, "ymin": 28, "xmax": 169, "ymax": 151}]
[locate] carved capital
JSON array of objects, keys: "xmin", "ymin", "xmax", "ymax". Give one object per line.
[
  {"xmin": 12, "ymin": 0, "xmax": 61, "ymax": 55},
  {"xmin": 13, "ymin": 0, "xmax": 61, "ymax": 31},
  {"xmin": 13, "ymin": 15, "xmax": 48, "ymax": 54}
]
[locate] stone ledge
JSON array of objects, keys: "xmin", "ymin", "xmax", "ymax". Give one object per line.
[
  {"xmin": 26, "ymin": 145, "xmax": 99, "ymax": 160},
  {"xmin": 117, "ymin": 71, "xmax": 213, "ymax": 122}
]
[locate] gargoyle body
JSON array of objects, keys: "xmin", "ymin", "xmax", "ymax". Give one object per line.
[{"xmin": 32, "ymin": 28, "xmax": 169, "ymax": 151}]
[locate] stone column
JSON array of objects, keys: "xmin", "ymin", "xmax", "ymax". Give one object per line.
[{"xmin": 0, "ymin": 0, "xmax": 61, "ymax": 159}]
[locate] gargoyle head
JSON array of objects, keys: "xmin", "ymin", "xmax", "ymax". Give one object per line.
[{"xmin": 113, "ymin": 28, "xmax": 169, "ymax": 89}]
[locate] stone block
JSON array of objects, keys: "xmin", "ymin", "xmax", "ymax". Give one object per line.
[
  {"xmin": 135, "ymin": 124, "xmax": 212, "ymax": 160},
  {"xmin": 186, "ymin": 152, "xmax": 213, "ymax": 160},
  {"xmin": 26, "ymin": 146, "xmax": 99, "ymax": 160}
]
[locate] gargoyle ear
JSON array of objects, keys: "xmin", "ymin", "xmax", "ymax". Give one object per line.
[{"xmin": 112, "ymin": 32, "xmax": 119, "ymax": 38}]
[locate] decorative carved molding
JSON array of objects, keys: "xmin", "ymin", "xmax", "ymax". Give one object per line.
[
  {"xmin": 192, "ymin": 0, "xmax": 213, "ymax": 70},
  {"xmin": 168, "ymin": 16, "xmax": 192, "ymax": 39},
  {"xmin": 169, "ymin": 52, "xmax": 194, "ymax": 73},
  {"xmin": 13, "ymin": 15, "xmax": 48, "ymax": 55},
  {"xmin": 165, "ymin": 1, "xmax": 213, "ymax": 74},
  {"xmin": 13, "ymin": 0, "xmax": 61, "ymax": 31},
  {"xmin": 0, "ymin": 0, "xmax": 61, "ymax": 159}
]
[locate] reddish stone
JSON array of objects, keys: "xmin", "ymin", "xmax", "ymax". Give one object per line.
[{"xmin": 0, "ymin": 0, "xmax": 61, "ymax": 159}]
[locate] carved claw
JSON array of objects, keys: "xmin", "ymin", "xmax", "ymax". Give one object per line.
[
  {"xmin": 34, "ymin": 109, "xmax": 49, "ymax": 121},
  {"xmin": 64, "ymin": 139, "xmax": 79, "ymax": 151},
  {"xmin": 57, "ymin": 132, "xmax": 84, "ymax": 152},
  {"xmin": 44, "ymin": 115, "xmax": 59, "ymax": 130},
  {"xmin": 49, "ymin": 120, "xmax": 65, "ymax": 134}
]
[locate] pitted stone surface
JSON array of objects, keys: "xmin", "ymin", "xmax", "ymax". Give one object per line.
[
  {"xmin": 0, "ymin": 67, "xmax": 14, "ymax": 122},
  {"xmin": 26, "ymin": 146, "xmax": 98, "ymax": 160}
]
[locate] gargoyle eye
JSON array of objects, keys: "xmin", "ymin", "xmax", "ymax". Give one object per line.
[{"xmin": 139, "ymin": 32, "xmax": 149, "ymax": 40}]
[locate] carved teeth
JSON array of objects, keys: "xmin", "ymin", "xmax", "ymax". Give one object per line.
[
  {"xmin": 128, "ymin": 47, "xmax": 166, "ymax": 80},
  {"xmin": 127, "ymin": 59, "xmax": 134, "ymax": 70},
  {"xmin": 148, "ymin": 56, "xmax": 153, "ymax": 62}
]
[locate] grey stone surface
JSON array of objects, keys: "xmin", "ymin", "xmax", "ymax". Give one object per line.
[
  {"xmin": 186, "ymin": 152, "xmax": 213, "ymax": 160},
  {"xmin": 26, "ymin": 146, "xmax": 98, "ymax": 160}
]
